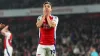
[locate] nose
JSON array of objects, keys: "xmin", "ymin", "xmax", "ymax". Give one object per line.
[{"xmin": 45, "ymin": 7, "xmax": 48, "ymax": 9}]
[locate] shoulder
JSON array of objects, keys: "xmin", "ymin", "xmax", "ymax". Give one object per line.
[
  {"xmin": 5, "ymin": 31, "xmax": 11, "ymax": 36},
  {"xmin": 52, "ymin": 15, "xmax": 59, "ymax": 20},
  {"xmin": 37, "ymin": 15, "xmax": 43, "ymax": 19}
]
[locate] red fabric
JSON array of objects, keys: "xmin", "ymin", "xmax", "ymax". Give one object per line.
[
  {"xmin": 8, "ymin": 34, "xmax": 12, "ymax": 46},
  {"xmin": 39, "ymin": 16, "xmax": 55, "ymax": 45},
  {"xmin": 4, "ymin": 37, "xmax": 6, "ymax": 49}
]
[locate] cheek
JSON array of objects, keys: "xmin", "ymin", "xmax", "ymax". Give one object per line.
[{"xmin": 49, "ymin": 9, "xmax": 52, "ymax": 12}]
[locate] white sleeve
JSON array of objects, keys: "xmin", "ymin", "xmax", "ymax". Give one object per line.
[
  {"xmin": 37, "ymin": 16, "xmax": 42, "ymax": 21},
  {"xmin": 4, "ymin": 31, "xmax": 11, "ymax": 37},
  {"xmin": 53, "ymin": 16, "xmax": 59, "ymax": 26}
]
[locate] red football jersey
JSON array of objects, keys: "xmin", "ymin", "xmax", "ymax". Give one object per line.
[
  {"xmin": 37, "ymin": 15, "xmax": 58, "ymax": 45},
  {"xmin": 4, "ymin": 31, "xmax": 12, "ymax": 49}
]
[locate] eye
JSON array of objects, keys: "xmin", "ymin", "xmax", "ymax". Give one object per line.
[{"xmin": 45, "ymin": 5, "xmax": 47, "ymax": 7}]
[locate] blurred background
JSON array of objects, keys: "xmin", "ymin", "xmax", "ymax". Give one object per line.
[{"xmin": 0, "ymin": 0, "xmax": 100, "ymax": 56}]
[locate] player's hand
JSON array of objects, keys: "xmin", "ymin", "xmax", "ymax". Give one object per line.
[
  {"xmin": 46, "ymin": 10, "xmax": 50, "ymax": 18},
  {"xmin": 43, "ymin": 10, "xmax": 47, "ymax": 17}
]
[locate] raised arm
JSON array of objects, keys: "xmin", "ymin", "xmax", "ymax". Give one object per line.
[
  {"xmin": 36, "ymin": 16, "xmax": 45, "ymax": 28},
  {"xmin": 1, "ymin": 25, "xmax": 9, "ymax": 36},
  {"xmin": 47, "ymin": 16, "xmax": 58, "ymax": 27}
]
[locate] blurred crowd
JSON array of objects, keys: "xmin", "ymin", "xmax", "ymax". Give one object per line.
[
  {"xmin": 56, "ymin": 14, "xmax": 100, "ymax": 56},
  {"xmin": 0, "ymin": 14, "xmax": 100, "ymax": 56},
  {"xmin": 0, "ymin": 16, "xmax": 38, "ymax": 56},
  {"xmin": 0, "ymin": 0, "xmax": 100, "ymax": 9}
]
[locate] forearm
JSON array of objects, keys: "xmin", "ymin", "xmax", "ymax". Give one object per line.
[
  {"xmin": 1, "ymin": 26, "xmax": 6, "ymax": 33},
  {"xmin": 1, "ymin": 29, "xmax": 4, "ymax": 33},
  {"xmin": 36, "ymin": 20, "xmax": 43, "ymax": 27},
  {"xmin": 1, "ymin": 25, "xmax": 8, "ymax": 33},
  {"xmin": 47, "ymin": 17, "xmax": 55, "ymax": 27},
  {"xmin": 1, "ymin": 28, "xmax": 6, "ymax": 35}
]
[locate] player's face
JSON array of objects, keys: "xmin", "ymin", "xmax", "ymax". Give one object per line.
[{"xmin": 43, "ymin": 4, "xmax": 52, "ymax": 14}]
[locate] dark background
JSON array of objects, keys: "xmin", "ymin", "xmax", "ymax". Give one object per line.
[
  {"xmin": 0, "ymin": 13, "xmax": 100, "ymax": 56},
  {"xmin": 0, "ymin": 0, "xmax": 100, "ymax": 56}
]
